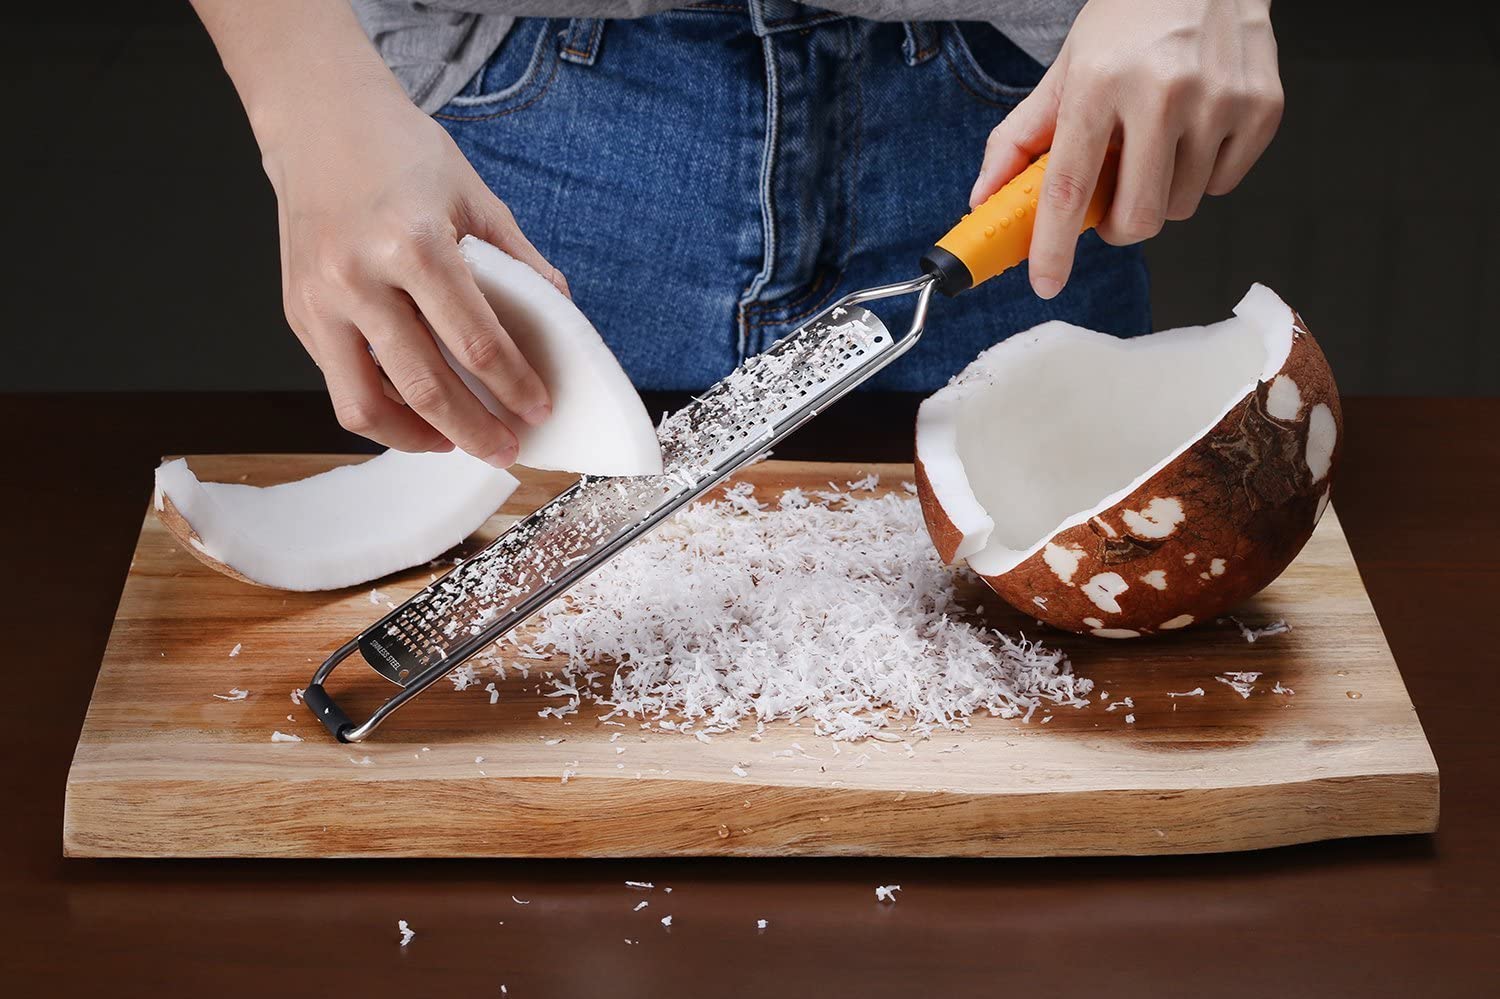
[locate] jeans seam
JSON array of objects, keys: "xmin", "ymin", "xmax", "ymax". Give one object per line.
[
  {"xmin": 939, "ymin": 27, "xmax": 1028, "ymax": 109},
  {"xmin": 744, "ymin": 267, "xmax": 828, "ymax": 325},
  {"xmin": 747, "ymin": 269, "xmax": 844, "ymax": 330},
  {"xmin": 737, "ymin": 32, "xmax": 781, "ymax": 361},
  {"xmin": 434, "ymin": 32, "xmax": 561, "ymax": 121}
]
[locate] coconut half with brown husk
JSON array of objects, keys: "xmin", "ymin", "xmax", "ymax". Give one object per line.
[{"xmin": 914, "ymin": 284, "xmax": 1340, "ymax": 638}]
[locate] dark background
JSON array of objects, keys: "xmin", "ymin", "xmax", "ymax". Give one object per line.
[{"xmin": 5, "ymin": 1, "xmax": 1498, "ymax": 396}]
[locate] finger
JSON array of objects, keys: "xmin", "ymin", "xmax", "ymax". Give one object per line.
[
  {"xmin": 1205, "ymin": 120, "xmax": 1278, "ymax": 197},
  {"xmin": 1206, "ymin": 88, "xmax": 1284, "ymax": 196},
  {"xmin": 354, "ymin": 290, "xmax": 521, "ymax": 468},
  {"xmin": 970, "ymin": 60, "xmax": 1066, "ymax": 207},
  {"xmin": 1027, "ymin": 101, "xmax": 1112, "ymax": 299},
  {"xmin": 314, "ymin": 319, "xmax": 452, "ymax": 454},
  {"xmin": 461, "ymin": 188, "xmax": 573, "ymax": 300},
  {"xmin": 399, "ymin": 236, "xmax": 553, "ymax": 427},
  {"xmin": 1165, "ymin": 129, "xmax": 1225, "ymax": 221},
  {"xmin": 1096, "ymin": 124, "xmax": 1176, "ymax": 246}
]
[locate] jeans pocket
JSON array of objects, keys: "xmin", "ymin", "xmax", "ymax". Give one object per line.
[
  {"xmin": 941, "ymin": 22, "xmax": 1047, "ymax": 108},
  {"xmin": 434, "ymin": 18, "xmax": 560, "ymax": 119}
]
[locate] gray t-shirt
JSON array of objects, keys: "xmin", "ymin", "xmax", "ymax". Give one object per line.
[{"xmin": 353, "ymin": 1, "xmax": 1084, "ymax": 112}]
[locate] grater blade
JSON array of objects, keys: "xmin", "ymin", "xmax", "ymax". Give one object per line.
[{"xmin": 304, "ymin": 274, "xmax": 937, "ymax": 741}]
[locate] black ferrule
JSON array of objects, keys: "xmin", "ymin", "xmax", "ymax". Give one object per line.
[{"xmin": 919, "ymin": 245, "xmax": 973, "ymax": 297}]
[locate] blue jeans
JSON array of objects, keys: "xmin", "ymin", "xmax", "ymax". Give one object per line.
[{"xmin": 435, "ymin": 0, "xmax": 1150, "ymax": 393}]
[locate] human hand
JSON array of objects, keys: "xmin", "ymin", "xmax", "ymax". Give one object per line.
[
  {"xmin": 970, "ymin": 0, "xmax": 1284, "ymax": 299},
  {"xmin": 261, "ymin": 92, "xmax": 566, "ymax": 466}
]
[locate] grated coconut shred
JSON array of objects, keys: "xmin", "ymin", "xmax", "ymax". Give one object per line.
[{"xmin": 467, "ymin": 481, "xmax": 1090, "ymax": 742}]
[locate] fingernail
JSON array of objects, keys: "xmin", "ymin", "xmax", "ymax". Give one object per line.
[
  {"xmin": 485, "ymin": 443, "xmax": 518, "ymax": 469},
  {"xmin": 1032, "ymin": 275, "xmax": 1062, "ymax": 300},
  {"xmin": 521, "ymin": 403, "xmax": 551, "ymax": 427}
]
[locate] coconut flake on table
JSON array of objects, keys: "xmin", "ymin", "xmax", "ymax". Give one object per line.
[
  {"xmin": 1215, "ymin": 671, "xmax": 1262, "ymax": 699},
  {"xmin": 482, "ymin": 481, "xmax": 1088, "ymax": 742},
  {"xmin": 1229, "ymin": 617, "xmax": 1292, "ymax": 643},
  {"xmin": 229, "ymin": 643, "xmax": 242, "ymax": 658},
  {"xmin": 1273, "ymin": 681, "xmax": 1295, "ymax": 695},
  {"xmin": 397, "ymin": 920, "xmax": 415, "ymax": 947},
  {"xmin": 1167, "ymin": 687, "xmax": 1205, "ymax": 698},
  {"xmin": 270, "ymin": 731, "xmax": 301, "ymax": 743},
  {"xmin": 290, "ymin": 688, "xmax": 304, "ymax": 705},
  {"xmin": 875, "ymin": 885, "xmax": 902, "ymax": 902},
  {"xmin": 756, "ymin": 919, "xmax": 768, "ymax": 930},
  {"xmin": 212, "ymin": 688, "xmax": 248, "ymax": 702},
  {"xmin": 660, "ymin": 915, "xmax": 673, "ymax": 928},
  {"xmin": 633, "ymin": 901, "xmax": 649, "ymax": 912}
]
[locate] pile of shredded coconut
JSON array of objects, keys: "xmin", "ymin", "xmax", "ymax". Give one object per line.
[{"xmin": 479, "ymin": 478, "xmax": 1090, "ymax": 741}]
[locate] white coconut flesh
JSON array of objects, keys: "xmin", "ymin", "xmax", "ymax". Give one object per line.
[
  {"xmin": 446, "ymin": 236, "xmax": 662, "ymax": 477},
  {"xmin": 919, "ymin": 284, "xmax": 1310, "ymax": 577},
  {"xmin": 153, "ymin": 449, "xmax": 518, "ymax": 591}
]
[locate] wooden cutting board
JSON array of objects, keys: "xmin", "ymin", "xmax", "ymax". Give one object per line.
[{"xmin": 64, "ymin": 456, "xmax": 1438, "ymax": 858}]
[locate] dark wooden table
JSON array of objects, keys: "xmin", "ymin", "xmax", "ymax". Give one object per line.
[{"xmin": 4, "ymin": 393, "xmax": 1496, "ymax": 997}]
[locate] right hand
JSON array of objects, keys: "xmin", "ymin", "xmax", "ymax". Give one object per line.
[{"xmin": 263, "ymin": 94, "xmax": 566, "ymax": 467}]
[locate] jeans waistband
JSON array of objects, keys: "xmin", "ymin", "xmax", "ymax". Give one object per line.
[{"xmin": 571, "ymin": 3, "xmax": 942, "ymax": 65}]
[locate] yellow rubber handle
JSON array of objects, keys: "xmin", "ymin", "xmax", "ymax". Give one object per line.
[{"xmin": 927, "ymin": 153, "xmax": 1116, "ymax": 293}]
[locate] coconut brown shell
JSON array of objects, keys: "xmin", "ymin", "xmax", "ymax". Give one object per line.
[
  {"xmin": 913, "ymin": 452, "xmax": 967, "ymax": 566},
  {"xmin": 154, "ymin": 492, "xmax": 264, "ymax": 587},
  {"xmin": 917, "ymin": 311, "xmax": 1341, "ymax": 638}
]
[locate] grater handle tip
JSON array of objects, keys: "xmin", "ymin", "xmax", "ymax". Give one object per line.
[{"xmin": 303, "ymin": 683, "xmax": 355, "ymax": 742}]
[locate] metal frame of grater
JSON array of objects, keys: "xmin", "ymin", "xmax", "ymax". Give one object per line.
[{"xmin": 303, "ymin": 274, "xmax": 938, "ymax": 742}]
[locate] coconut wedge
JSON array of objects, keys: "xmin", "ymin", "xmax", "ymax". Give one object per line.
[
  {"xmin": 154, "ymin": 450, "xmax": 518, "ymax": 591},
  {"xmin": 915, "ymin": 284, "xmax": 1340, "ymax": 637},
  {"xmin": 451, "ymin": 236, "xmax": 662, "ymax": 476}
]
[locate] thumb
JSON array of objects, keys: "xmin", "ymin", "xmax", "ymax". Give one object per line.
[
  {"xmin": 461, "ymin": 187, "xmax": 573, "ymax": 299},
  {"xmin": 970, "ymin": 56, "xmax": 1067, "ymax": 208}
]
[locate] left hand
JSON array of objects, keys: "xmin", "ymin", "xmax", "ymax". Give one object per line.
[{"xmin": 970, "ymin": 0, "xmax": 1284, "ymax": 299}]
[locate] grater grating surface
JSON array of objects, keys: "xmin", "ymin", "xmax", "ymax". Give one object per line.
[{"xmin": 306, "ymin": 275, "xmax": 937, "ymax": 741}]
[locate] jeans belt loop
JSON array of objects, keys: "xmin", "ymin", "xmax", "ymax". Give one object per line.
[
  {"xmin": 560, "ymin": 18, "xmax": 605, "ymax": 66},
  {"xmin": 901, "ymin": 22, "xmax": 940, "ymax": 67}
]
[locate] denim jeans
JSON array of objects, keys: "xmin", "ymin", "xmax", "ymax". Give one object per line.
[{"xmin": 434, "ymin": 0, "xmax": 1150, "ymax": 393}]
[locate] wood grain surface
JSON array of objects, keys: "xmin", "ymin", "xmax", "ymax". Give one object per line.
[
  {"xmin": 5, "ymin": 394, "xmax": 1497, "ymax": 998},
  {"xmin": 63, "ymin": 454, "xmax": 1437, "ymax": 859}
]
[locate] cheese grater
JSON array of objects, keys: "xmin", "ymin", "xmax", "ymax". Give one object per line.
[{"xmin": 304, "ymin": 154, "xmax": 1112, "ymax": 741}]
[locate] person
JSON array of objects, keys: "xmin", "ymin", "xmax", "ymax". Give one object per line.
[{"xmin": 190, "ymin": 0, "xmax": 1282, "ymax": 468}]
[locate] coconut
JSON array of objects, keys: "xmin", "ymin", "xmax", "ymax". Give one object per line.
[
  {"xmin": 914, "ymin": 284, "xmax": 1340, "ymax": 638},
  {"xmin": 153, "ymin": 449, "xmax": 518, "ymax": 591},
  {"xmin": 451, "ymin": 236, "xmax": 662, "ymax": 476}
]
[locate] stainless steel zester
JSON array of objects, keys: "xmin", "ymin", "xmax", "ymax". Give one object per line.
[{"xmin": 304, "ymin": 153, "xmax": 1108, "ymax": 741}]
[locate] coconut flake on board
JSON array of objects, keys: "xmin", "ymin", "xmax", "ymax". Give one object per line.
[
  {"xmin": 1228, "ymin": 617, "xmax": 1292, "ymax": 643},
  {"xmin": 474, "ymin": 482, "xmax": 1089, "ymax": 742},
  {"xmin": 1215, "ymin": 671, "xmax": 1262, "ymax": 699}
]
